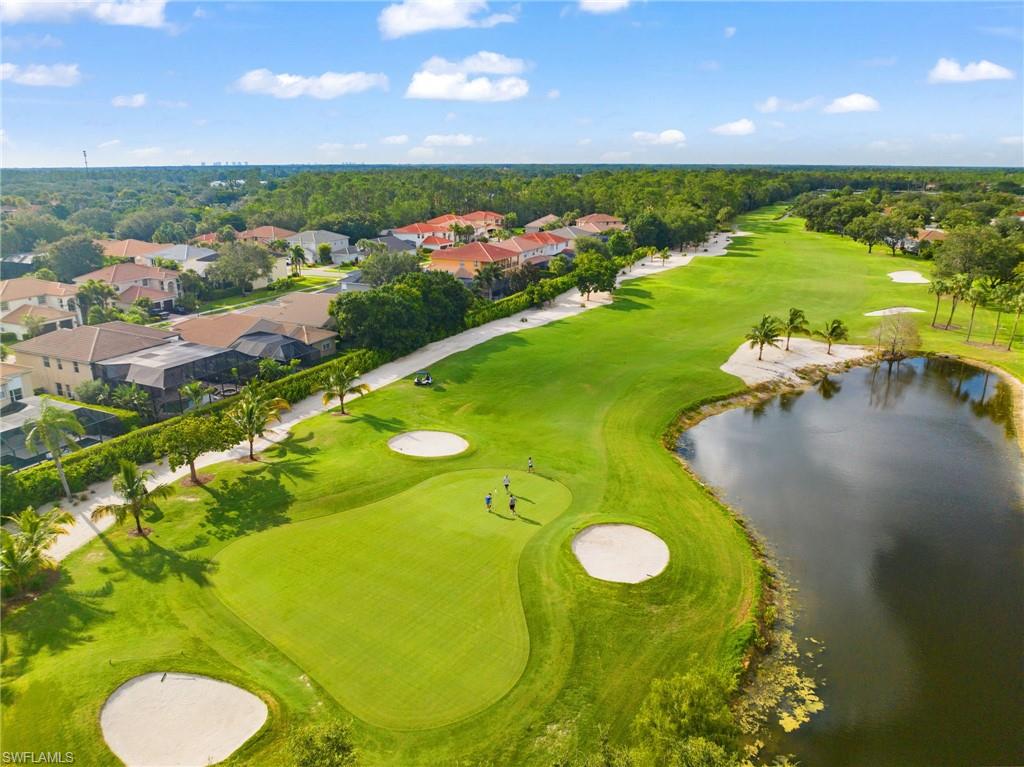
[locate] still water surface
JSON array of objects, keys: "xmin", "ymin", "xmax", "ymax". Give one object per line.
[{"xmin": 681, "ymin": 358, "xmax": 1023, "ymax": 766}]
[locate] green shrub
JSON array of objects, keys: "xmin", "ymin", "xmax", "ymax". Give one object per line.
[
  {"xmin": 289, "ymin": 721, "xmax": 358, "ymax": 767},
  {"xmin": 465, "ymin": 273, "xmax": 575, "ymax": 328},
  {"xmin": 44, "ymin": 393, "xmax": 142, "ymax": 430}
]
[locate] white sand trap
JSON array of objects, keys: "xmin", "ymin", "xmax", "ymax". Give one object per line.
[
  {"xmin": 572, "ymin": 524, "xmax": 670, "ymax": 583},
  {"xmin": 888, "ymin": 270, "xmax": 930, "ymax": 284},
  {"xmin": 101, "ymin": 672, "xmax": 267, "ymax": 767},
  {"xmin": 864, "ymin": 306, "xmax": 926, "ymax": 317},
  {"xmin": 721, "ymin": 337, "xmax": 873, "ymax": 386},
  {"xmin": 387, "ymin": 430, "xmax": 468, "ymax": 457}
]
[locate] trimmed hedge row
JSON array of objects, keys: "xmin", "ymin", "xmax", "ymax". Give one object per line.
[
  {"xmin": 1, "ymin": 348, "xmax": 388, "ymax": 514},
  {"xmin": 464, "ymin": 274, "xmax": 576, "ymax": 328}
]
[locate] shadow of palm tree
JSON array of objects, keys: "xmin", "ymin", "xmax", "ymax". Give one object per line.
[
  {"xmin": 345, "ymin": 413, "xmax": 406, "ymax": 433},
  {"xmin": 197, "ymin": 469, "xmax": 293, "ymax": 540},
  {"xmin": 94, "ymin": 532, "xmax": 217, "ymax": 587}
]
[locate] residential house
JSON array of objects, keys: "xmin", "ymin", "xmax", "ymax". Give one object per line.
[
  {"xmin": 0, "ymin": 362, "xmax": 33, "ymax": 405},
  {"xmin": 426, "ymin": 210, "xmax": 506, "ymax": 238},
  {"xmin": 1, "ymin": 393, "xmax": 128, "ymax": 469},
  {"xmin": 96, "ymin": 341, "xmax": 248, "ymax": 416},
  {"xmin": 545, "ymin": 225, "xmax": 606, "ymax": 244},
  {"xmin": 96, "ymin": 238, "xmax": 168, "ymax": 261},
  {"xmin": 174, "ymin": 314, "xmax": 337, "ymax": 363},
  {"xmin": 900, "ymin": 228, "xmax": 948, "ymax": 253},
  {"xmin": 321, "ymin": 270, "xmax": 373, "ymax": 294},
  {"xmin": 492, "ymin": 232, "xmax": 568, "ymax": 267},
  {"xmin": 286, "ymin": 229, "xmax": 360, "ymax": 265},
  {"xmin": 140, "ymin": 244, "xmax": 220, "ymax": 276},
  {"xmin": 575, "ymin": 213, "xmax": 626, "ymax": 231},
  {"xmin": 427, "ymin": 242, "xmax": 520, "ymax": 281},
  {"xmin": 524, "ymin": 214, "xmax": 559, "ymax": 233},
  {"xmin": 74, "ymin": 263, "xmax": 181, "ymax": 312},
  {"xmin": 241, "ymin": 291, "xmax": 337, "ymax": 329},
  {"xmin": 358, "ymin": 234, "xmax": 417, "ymax": 255},
  {"xmin": 0, "ymin": 277, "xmax": 80, "ymax": 338},
  {"xmin": 237, "ymin": 225, "xmax": 297, "ymax": 245},
  {"xmin": 191, "ymin": 231, "xmax": 221, "ymax": 245},
  {"xmin": 11, "ymin": 321, "xmax": 179, "ymax": 398},
  {"xmin": 391, "ymin": 222, "xmax": 453, "ymax": 247},
  {"xmin": 0, "ymin": 252, "xmax": 40, "ymax": 279}
]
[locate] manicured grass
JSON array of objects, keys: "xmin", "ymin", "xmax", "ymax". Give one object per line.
[
  {"xmin": 215, "ymin": 469, "xmax": 571, "ymax": 730},
  {"xmin": 195, "ymin": 276, "xmax": 334, "ymax": 313},
  {"xmin": 1, "ymin": 207, "xmax": 1019, "ymax": 766}
]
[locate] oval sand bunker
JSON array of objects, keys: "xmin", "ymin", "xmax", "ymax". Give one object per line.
[
  {"xmin": 388, "ymin": 430, "xmax": 468, "ymax": 457},
  {"xmin": 572, "ymin": 524, "xmax": 670, "ymax": 583},
  {"xmin": 888, "ymin": 270, "xmax": 930, "ymax": 284},
  {"xmin": 101, "ymin": 672, "xmax": 267, "ymax": 767}
]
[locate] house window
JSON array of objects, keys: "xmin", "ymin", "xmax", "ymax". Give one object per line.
[
  {"xmin": 55, "ymin": 382, "xmax": 63, "ymax": 396},
  {"xmin": 0, "ymin": 301, "xmax": 7, "ymax": 310},
  {"xmin": 9, "ymin": 387, "xmax": 23, "ymax": 402},
  {"xmin": 56, "ymin": 359, "xmax": 63, "ymax": 370},
  {"xmin": 43, "ymin": 356, "xmax": 51, "ymax": 368},
  {"xmin": 37, "ymin": 296, "xmax": 45, "ymax": 305},
  {"xmin": 73, "ymin": 361, "xmax": 80, "ymax": 373}
]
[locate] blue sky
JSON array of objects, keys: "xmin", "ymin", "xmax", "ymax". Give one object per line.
[{"xmin": 1, "ymin": 1, "xmax": 1022, "ymax": 167}]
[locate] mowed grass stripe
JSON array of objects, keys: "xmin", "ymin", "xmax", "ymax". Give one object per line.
[{"xmin": 213, "ymin": 470, "xmax": 572, "ymax": 730}]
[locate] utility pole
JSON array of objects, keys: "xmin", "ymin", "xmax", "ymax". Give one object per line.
[{"xmin": 82, "ymin": 150, "xmax": 89, "ymax": 172}]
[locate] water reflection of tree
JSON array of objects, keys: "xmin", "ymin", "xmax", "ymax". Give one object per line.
[
  {"xmin": 971, "ymin": 377, "xmax": 1016, "ymax": 440},
  {"xmin": 866, "ymin": 361, "xmax": 918, "ymax": 409},
  {"xmin": 923, "ymin": 359, "xmax": 1016, "ymax": 439},
  {"xmin": 816, "ymin": 374, "xmax": 842, "ymax": 400},
  {"xmin": 778, "ymin": 390, "xmax": 804, "ymax": 412}
]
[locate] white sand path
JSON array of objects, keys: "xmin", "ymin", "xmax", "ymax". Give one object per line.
[
  {"xmin": 864, "ymin": 307, "xmax": 926, "ymax": 317},
  {"xmin": 888, "ymin": 270, "xmax": 930, "ymax": 284},
  {"xmin": 40, "ymin": 231, "xmax": 750, "ymax": 561},
  {"xmin": 100, "ymin": 672, "xmax": 267, "ymax": 767},
  {"xmin": 721, "ymin": 337, "xmax": 874, "ymax": 387},
  {"xmin": 387, "ymin": 430, "xmax": 469, "ymax": 457},
  {"xmin": 572, "ymin": 524, "xmax": 670, "ymax": 583}
]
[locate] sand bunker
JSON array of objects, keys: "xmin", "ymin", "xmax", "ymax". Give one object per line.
[
  {"xmin": 387, "ymin": 430, "xmax": 469, "ymax": 457},
  {"xmin": 864, "ymin": 307, "xmax": 926, "ymax": 317},
  {"xmin": 721, "ymin": 337, "xmax": 873, "ymax": 386},
  {"xmin": 101, "ymin": 672, "xmax": 267, "ymax": 767},
  {"xmin": 888, "ymin": 270, "xmax": 930, "ymax": 284},
  {"xmin": 572, "ymin": 524, "xmax": 669, "ymax": 583}
]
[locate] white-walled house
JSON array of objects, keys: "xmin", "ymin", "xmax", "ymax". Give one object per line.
[
  {"xmin": 391, "ymin": 222, "xmax": 454, "ymax": 247},
  {"xmin": 286, "ymin": 229, "xmax": 360, "ymax": 265},
  {"xmin": 0, "ymin": 277, "xmax": 80, "ymax": 338},
  {"xmin": 493, "ymin": 232, "xmax": 569, "ymax": 266},
  {"xmin": 74, "ymin": 263, "xmax": 181, "ymax": 312}
]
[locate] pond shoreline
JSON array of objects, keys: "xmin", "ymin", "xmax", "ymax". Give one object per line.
[{"xmin": 661, "ymin": 350, "xmax": 1024, "ymax": 756}]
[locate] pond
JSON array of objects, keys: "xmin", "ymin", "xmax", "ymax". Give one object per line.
[{"xmin": 680, "ymin": 357, "xmax": 1023, "ymax": 766}]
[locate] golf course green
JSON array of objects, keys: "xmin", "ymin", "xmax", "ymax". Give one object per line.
[{"xmin": 1, "ymin": 206, "xmax": 1019, "ymax": 765}]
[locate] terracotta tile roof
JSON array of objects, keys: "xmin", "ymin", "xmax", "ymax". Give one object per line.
[
  {"xmin": 429, "ymin": 242, "xmax": 518, "ymax": 264},
  {"xmin": 519, "ymin": 231, "xmax": 567, "ymax": 245},
  {"xmin": 95, "ymin": 239, "xmax": 167, "ymax": 259},
  {"xmin": 118, "ymin": 285, "xmax": 174, "ymax": 303},
  {"xmin": 914, "ymin": 228, "xmax": 947, "ymax": 242},
  {"xmin": 421, "ymin": 235, "xmax": 452, "ymax": 246},
  {"xmin": 238, "ymin": 225, "xmax": 297, "ymax": 241},
  {"xmin": 74, "ymin": 263, "xmax": 179, "ymax": 285},
  {"xmin": 11, "ymin": 321, "xmax": 177, "ymax": 363},
  {"xmin": 462, "ymin": 210, "xmax": 504, "ymax": 222},
  {"xmin": 426, "ymin": 214, "xmax": 462, "ymax": 226},
  {"xmin": 576, "ymin": 213, "xmax": 624, "ymax": 227},
  {"xmin": 0, "ymin": 277, "xmax": 78, "ymax": 301},
  {"xmin": 174, "ymin": 313, "xmax": 334, "ymax": 348},
  {"xmin": 393, "ymin": 222, "xmax": 450, "ymax": 234},
  {"xmin": 242, "ymin": 292, "xmax": 335, "ymax": 328},
  {"xmin": 1, "ymin": 304, "xmax": 77, "ymax": 323},
  {"xmin": 524, "ymin": 214, "xmax": 559, "ymax": 229},
  {"xmin": 493, "ymin": 232, "xmax": 565, "ymax": 253},
  {"xmin": 191, "ymin": 232, "xmax": 220, "ymax": 244}
]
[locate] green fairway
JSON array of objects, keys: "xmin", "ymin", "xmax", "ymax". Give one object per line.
[
  {"xmin": 2, "ymin": 206, "xmax": 1019, "ymax": 766},
  {"xmin": 214, "ymin": 469, "xmax": 571, "ymax": 729}
]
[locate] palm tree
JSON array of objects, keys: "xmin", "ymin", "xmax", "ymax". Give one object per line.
[
  {"xmin": 179, "ymin": 380, "xmax": 214, "ymax": 411},
  {"xmin": 988, "ymin": 284, "xmax": 1012, "ymax": 346},
  {"xmin": 944, "ymin": 273, "xmax": 971, "ymax": 330},
  {"xmin": 928, "ymin": 278, "xmax": 949, "ymax": 327},
  {"xmin": 658, "ymin": 248, "xmax": 670, "ymax": 265},
  {"xmin": 23, "ymin": 400, "xmax": 84, "ymax": 500},
  {"xmin": 290, "ymin": 244, "xmax": 307, "ymax": 277},
  {"xmin": 76, "ymin": 278, "xmax": 118, "ymax": 323},
  {"xmin": 746, "ymin": 314, "xmax": 783, "ymax": 361},
  {"xmin": 1006, "ymin": 289, "xmax": 1024, "ymax": 352},
  {"xmin": 0, "ymin": 506, "xmax": 73, "ymax": 593},
  {"xmin": 112, "ymin": 383, "xmax": 154, "ymax": 422},
  {"xmin": 815, "ymin": 318, "xmax": 849, "ymax": 354},
  {"xmin": 965, "ymin": 276, "xmax": 997, "ymax": 343},
  {"xmin": 473, "ymin": 262, "xmax": 503, "ymax": 300},
  {"xmin": 91, "ymin": 460, "xmax": 172, "ymax": 537},
  {"xmin": 228, "ymin": 382, "xmax": 291, "ymax": 460},
  {"xmin": 782, "ymin": 307, "xmax": 809, "ymax": 351},
  {"xmin": 322, "ymin": 360, "xmax": 370, "ymax": 415},
  {"xmin": 23, "ymin": 313, "xmax": 46, "ymax": 339}
]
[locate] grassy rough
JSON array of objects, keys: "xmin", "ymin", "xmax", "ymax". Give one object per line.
[{"xmin": 1, "ymin": 207, "xmax": 1019, "ymax": 766}]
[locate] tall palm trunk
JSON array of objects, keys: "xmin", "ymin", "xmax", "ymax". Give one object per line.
[
  {"xmin": 931, "ymin": 293, "xmax": 941, "ymax": 326},
  {"xmin": 965, "ymin": 302, "xmax": 979, "ymax": 342},
  {"xmin": 133, "ymin": 509, "xmax": 145, "ymax": 536},
  {"xmin": 758, "ymin": 342, "xmax": 765, "ymax": 361},
  {"xmin": 1008, "ymin": 309, "xmax": 1022, "ymax": 351},
  {"xmin": 944, "ymin": 297, "xmax": 959, "ymax": 329},
  {"xmin": 991, "ymin": 309, "xmax": 1003, "ymax": 345},
  {"xmin": 51, "ymin": 445, "xmax": 72, "ymax": 500},
  {"xmin": 785, "ymin": 332, "xmax": 792, "ymax": 351},
  {"xmin": 248, "ymin": 438, "xmax": 255, "ymax": 460}
]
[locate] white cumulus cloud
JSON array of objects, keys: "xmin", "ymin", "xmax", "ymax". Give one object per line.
[
  {"xmin": 129, "ymin": 146, "xmax": 162, "ymax": 159},
  {"xmin": 632, "ymin": 129, "xmax": 686, "ymax": 146},
  {"xmin": 98, "ymin": 139, "xmax": 121, "ymax": 148},
  {"xmin": 408, "ymin": 146, "xmax": 437, "ymax": 160},
  {"xmin": 755, "ymin": 96, "xmax": 817, "ymax": 113},
  {"xmin": 712, "ymin": 118, "xmax": 756, "ymax": 136},
  {"xmin": 927, "ymin": 57, "xmax": 1015, "ymax": 83},
  {"xmin": 0, "ymin": 62, "xmax": 81, "ymax": 87},
  {"xmin": 406, "ymin": 52, "xmax": 528, "ymax": 101},
  {"xmin": 579, "ymin": 0, "xmax": 630, "ymax": 14},
  {"xmin": 823, "ymin": 93, "xmax": 880, "ymax": 113},
  {"xmin": 0, "ymin": 0, "xmax": 167, "ymax": 28},
  {"xmin": 112, "ymin": 92, "xmax": 146, "ymax": 107},
  {"xmin": 381, "ymin": 134, "xmax": 410, "ymax": 145},
  {"xmin": 235, "ymin": 69, "xmax": 388, "ymax": 99},
  {"xmin": 379, "ymin": 0, "xmax": 516, "ymax": 39},
  {"xmin": 423, "ymin": 133, "xmax": 480, "ymax": 146}
]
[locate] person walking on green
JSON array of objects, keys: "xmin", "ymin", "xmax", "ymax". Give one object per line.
[
  {"xmin": 509, "ymin": 494, "xmax": 517, "ymax": 517},
  {"xmin": 503, "ymin": 474, "xmax": 511, "ymax": 494},
  {"xmin": 485, "ymin": 492, "xmax": 493, "ymax": 513},
  {"xmin": 527, "ymin": 457, "xmax": 534, "ymax": 473}
]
